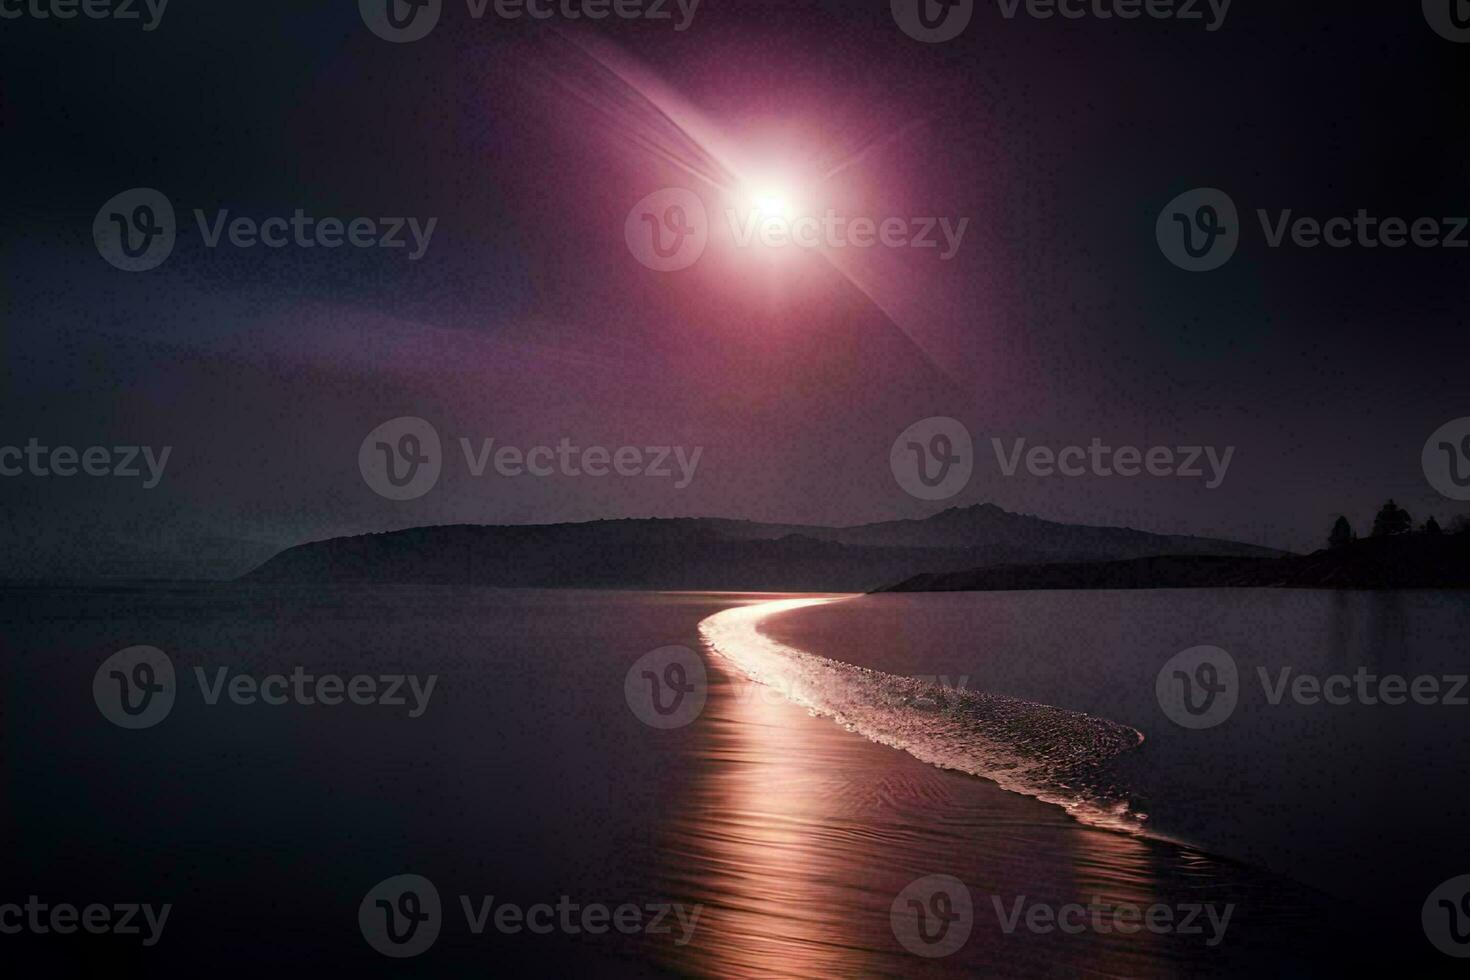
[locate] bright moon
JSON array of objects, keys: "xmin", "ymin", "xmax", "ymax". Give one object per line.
[{"xmin": 752, "ymin": 189, "xmax": 792, "ymax": 219}]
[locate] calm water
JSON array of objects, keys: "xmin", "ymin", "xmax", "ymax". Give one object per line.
[
  {"xmin": 2, "ymin": 585, "xmax": 1463, "ymax": 975},
  {"xmin": 2, "ymin": 585, "xmax": 726, "ymax": 976},
  {"xmin": 764, "ymin": 590, "xmax": 1470, "ymax": 907}
]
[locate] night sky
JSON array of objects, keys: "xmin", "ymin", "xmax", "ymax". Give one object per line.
[{"xmin": 1, "ymin": 2, "xmax": 1467, "ymax": 577}]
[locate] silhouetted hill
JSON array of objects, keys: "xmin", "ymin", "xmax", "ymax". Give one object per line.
[
  {"xmin": 879, "ymin": 534, "xmax": 1470, "ymax": 593},
  {"xmin": 240, "ymin": 506, "xmax": 1280, "ymax": 592},
  {"xmin": 777, "ymin": 504, "xmax": 1275, "ymax": 558}
]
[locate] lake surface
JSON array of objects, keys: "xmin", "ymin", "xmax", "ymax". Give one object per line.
[
  {"xmin": 1, "ymin": 585, "xmax": 1463, "ymax": 975},
  {"xmin": 763, "ymin": 589, "xmax": 1470, "ymax": 913}
]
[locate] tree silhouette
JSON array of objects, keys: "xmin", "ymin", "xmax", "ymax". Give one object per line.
[
  {"xmin": 1424, "ymin": 516, "xmax": 1443, "ymax": 536},
  {"xmin": 1328, "ymin": 516, "xmax": 1354, "ymax": 550},
  {"xmin": 1370, "ymin": 500, "xmax": 1412, "ymax": 537}
]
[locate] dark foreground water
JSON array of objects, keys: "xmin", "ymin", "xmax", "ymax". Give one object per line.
[{"xmin": 1, "ymin": 585, "xmax": 1463, "ymax": 976}]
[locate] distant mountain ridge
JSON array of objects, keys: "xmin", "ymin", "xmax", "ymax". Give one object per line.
[
  {"xmin": 879, "ymin": 533, "xmax": 1470, "ymax": 593},
  {"xmin": 242, "ymin": 505, "xmax": 1280, "ymax": 592}
]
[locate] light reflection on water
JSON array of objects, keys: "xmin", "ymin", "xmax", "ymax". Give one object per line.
[{"xmin": 648, "ymin": 596, "xmax": 1354, "ymax": 978}]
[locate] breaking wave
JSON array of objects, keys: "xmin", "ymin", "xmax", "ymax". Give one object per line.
[{"xmin": 698, "ymin": 597, "xmax": 1150, "ymax": 835}]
